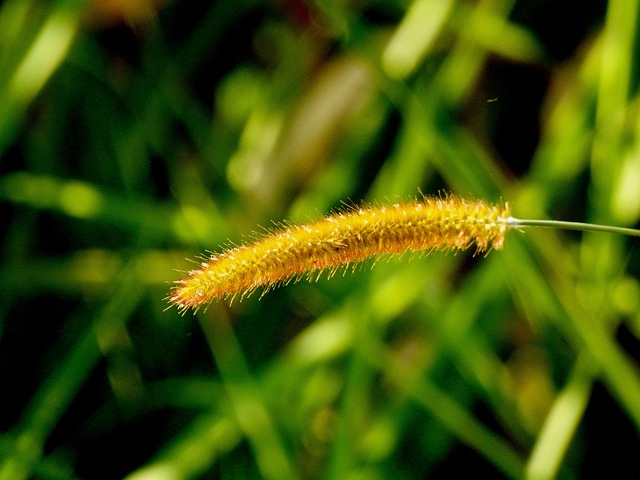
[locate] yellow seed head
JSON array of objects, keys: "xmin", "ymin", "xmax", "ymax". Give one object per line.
[{"xmin": 169, "ymin": 194, "xmax": 511, "ymax": 312}]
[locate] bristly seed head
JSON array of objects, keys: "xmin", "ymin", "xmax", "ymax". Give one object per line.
[{"xmin": 168, "ymin": 194, "xmax": 511, "ymax": 313}]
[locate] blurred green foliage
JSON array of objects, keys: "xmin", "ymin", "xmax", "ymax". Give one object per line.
[{"xmin": 1, "ymin": 0, "xmax": 640, "ymax": 479}]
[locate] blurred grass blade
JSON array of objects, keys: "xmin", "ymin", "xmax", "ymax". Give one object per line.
[
  {"xmin": 0, "ymin": 258, "xmax": 144, "ymax": 480},
  {"xmin": 0, "ymin": 0, "xmax": 88, "ymax": 156}
]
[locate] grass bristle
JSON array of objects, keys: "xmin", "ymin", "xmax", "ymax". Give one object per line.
[{"xmin": 168, "ymin": 194, "xmax": 511, "ymax": 313}]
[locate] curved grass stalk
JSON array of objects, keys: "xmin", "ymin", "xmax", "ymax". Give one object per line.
[{"xmin": 168, "ymin": 194, "xmax": 640, "ymax": 313}]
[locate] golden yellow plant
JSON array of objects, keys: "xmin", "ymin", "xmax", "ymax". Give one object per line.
[
  {"xmin": 168, "ymin": 194, "xmax": 511, "ymax": 313},
  {"xmin": 168, "ymin": 192, "xmax": 640, "ymax": 314}
]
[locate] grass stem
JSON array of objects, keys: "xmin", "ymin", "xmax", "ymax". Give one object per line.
[{"xmin": 508, "ymin": 217, "xmax": 640, "ymax": 238}]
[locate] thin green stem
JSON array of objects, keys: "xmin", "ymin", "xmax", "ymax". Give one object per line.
[{"xmin": 507, "ymin": 217, "xmax": 640, "ymax": 238}]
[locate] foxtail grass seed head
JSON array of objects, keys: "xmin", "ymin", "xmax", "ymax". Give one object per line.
[{"xmin": 168, "ymin": 194, "xmax": 511, "ymax": 313}]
